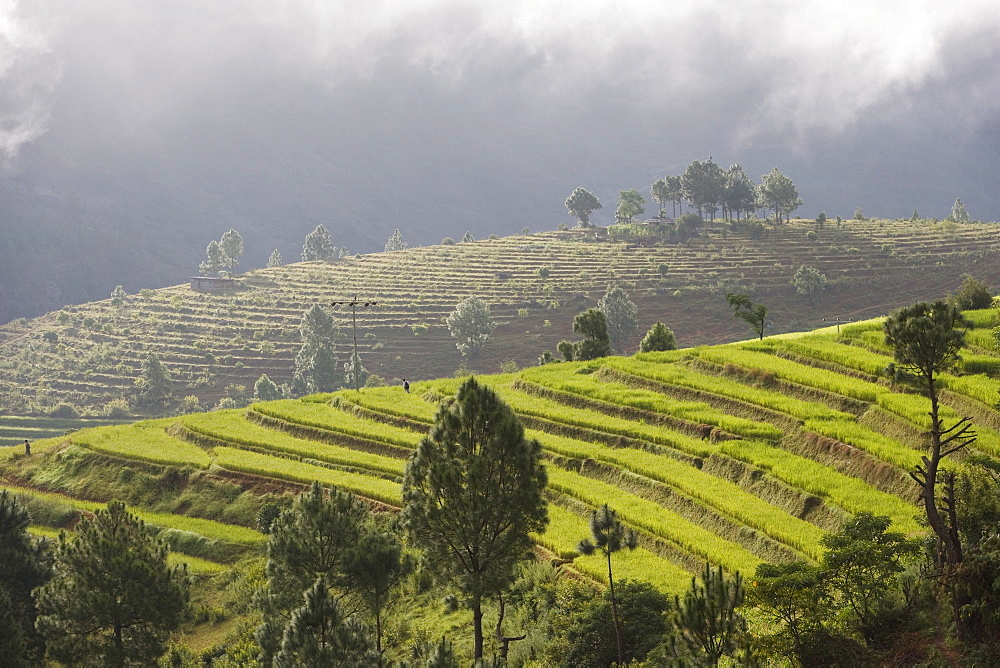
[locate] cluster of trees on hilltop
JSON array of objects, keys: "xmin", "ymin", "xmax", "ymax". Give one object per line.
[{"xmin": 566, "ymin": 158, "xmax": 802, "ymax": 228}]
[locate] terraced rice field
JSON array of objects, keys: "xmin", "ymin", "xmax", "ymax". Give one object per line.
[
  {"xmin": 3, "ymin": 217, "xmax": 1000, "ymax": 416},
  {"xmin": 6, "ymin": 306, "xmax": 998, "ymax": 594}
]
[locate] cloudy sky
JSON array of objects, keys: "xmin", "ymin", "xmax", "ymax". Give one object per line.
[{"xmin": 1, "ymin": 0, "xmax": 999, "ymax": 268}]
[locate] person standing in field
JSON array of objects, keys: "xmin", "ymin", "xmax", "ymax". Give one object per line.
[
  {"xmin": 24, "ymin": 439, "xmax": 30, "ymax": 455},
  {"xmin": 403, "ymin": 379, "xmax": 410, "ymax": 393}
]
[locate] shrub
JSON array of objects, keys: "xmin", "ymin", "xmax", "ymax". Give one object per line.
[
  {"xmin": 177, "ymin": 395, "xmax": 203, "ymax": 414},
  {"xmin": 103, "ymin": 398, "xmax": 131, "ymax": 418},
  {"xmin": 48, "ymin": 403, "xmax": 79, "ymax": 418},
  {"xmin": 500, "ymin": 359, "xmax": 519, "ymax": 374},
  {"xmin": 950, "ymin": 275, "xmax": 993, "ymax": 310},
  {"xmin": 42, "ymin": 331, "xmax": 58, "ymax": 343}
]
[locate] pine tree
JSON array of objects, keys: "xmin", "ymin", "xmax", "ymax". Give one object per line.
[
  {"xmin": 257, "ymin": 483, "xmax": 368, "ymax": 665},
  {"xmin": 342, "ymin": 527, "xmax": 413, "ymax": 666},
  {"xmin": 578, "ymin": 504, "xmax": 638, "ymax": 666},
  {"xmin": 135, "ymin": 352, "xmax": 173, "ymax": 407},
  {"xmin": 952, "ymin": 198, "xmax": 971, "ymax": 223},
  {"xmin": 598, "ymin": 284, "xmax": 638, "ymax": 354},
  {"xmin": 673, "ymin": 563, "xmax": 747, "ymax": 666},
  {"xmin": 343, "ymin": 350, "xmax": 369, "ymax": 391},
  {"xmin": 254, "ymin": 373, "xmax": 281, "ymax": 402},
  {"xmin": 273, "ymin": 576, "xmax": 376, "ymax": 667},
  {"xmin": 0, "ymin": 490, "xmax": 51, "ymax": 665},
  {"xmin": 651, "ymin": 178, "xmax": 669, "ymax": 216},
  {"xmin": 446, "ymin": 296, "xmax": 497, "ymax": 357},
  {"xmin": 726, "ymin": 293, "xmax": 767, "ymax": 340},
  {"xmin": 110, "ymin": 284, "xmax": 126, "ymax": 307},
  {"xmin": 302, "ymin": 224, "xmax": 336, "ymax": 261},
  {"xmin": 639, "ymin": 321, "xmax": 677, "ymax": 352},
  {"xmin": 292, "ymin": 305, "xmax": 340, "ymax": 395},
  {"xmin": 402, "ymin": 378, "xmax": 548, "ymax": 659},
  {"xmin": 884, "ymin": 302, "xmax": 974, "ymax": 569},
  {"xmin": 0, "ymin": 585, "xmax": 28, "ymax": 667},
  {"xmin": 267, "ymin": 249, "xmax": 283, "ymax": 267},
  {"xmin": 572, "ymin": 308, "xmax": 613, "ymax": 360},
  {"xmin": 384, "ymin": 229, "xmax": 408, "ymax": 252},
  {"xmin": 35, "ymin": 501, "xmax": 189, "ymax": 668},
  {"xmin": 220, "ymin": 229, "xmax": 244, "ymax": 273},
  {"xmin": 461, "ymin": 231, "xmax": 475, "ymax": 243},
  {"xmin": 199, "ymin": 239, "xmax": 226, "ymax": 276},
  {"xmin": 565, "ymin": 187, "xmax": 602, "ymax": 227}
]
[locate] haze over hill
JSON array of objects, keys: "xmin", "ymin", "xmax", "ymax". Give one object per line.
[{"xmin": 1, "ymin": 1, "xmax": 999, "ymax": 321}]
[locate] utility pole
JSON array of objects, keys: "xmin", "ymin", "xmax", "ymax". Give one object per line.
[
  {"xmin": 822, "ymin": 316, "xmax": 855, "ymax": 335},
  {"xmin": 331, "ymin": 296, "xmax": 377, "ymax": 393}
]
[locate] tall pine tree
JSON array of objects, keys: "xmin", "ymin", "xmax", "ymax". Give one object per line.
[
  {"xmin": 0, "ymin": 490, "xmax": 51, "ymax": 666},
  {"xmin": 402, "ymin": 377, "xmax": 548, "ymax": 659},
  {"xmin": 35, "ymin": 501, "xmax": 189, "ymax": 668},
  {"xmin": 256, "ymin": 483, "xmax": 368, "ymax": 666}
]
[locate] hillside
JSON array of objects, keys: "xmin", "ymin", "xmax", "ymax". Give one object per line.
[
  {"xmin": 3, "ymin": 307, "xmax": 999, "ymax": 660},
  {"xmin": 2, "ymin": 217, "xmax": 1000, "ymax": 417}
]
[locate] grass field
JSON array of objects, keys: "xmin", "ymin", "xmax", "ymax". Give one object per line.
[{"xmin": 7, "ymin": 300, "xmax": 1000, "ymax": 597}]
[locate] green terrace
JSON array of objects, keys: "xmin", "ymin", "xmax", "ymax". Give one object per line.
[{"xmin": 6, "ymin": 303, "xmax": 1000, "ymax": 596}]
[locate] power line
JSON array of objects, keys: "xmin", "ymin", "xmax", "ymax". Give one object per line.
[{"xmin": 330, "ymin": 296, "xmax": 378, "ymax": 393}]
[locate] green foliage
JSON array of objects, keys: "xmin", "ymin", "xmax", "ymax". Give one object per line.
[
  {"xmin": 651, "ymin": 178, "xmax": 670, "ymax": 216},
  {"xmin": 820, "ymin": 512, "xmax": 919, "ymax": 642},
  {"xmin": 885, "ymin": 300, "xmax": 969, "ymax": 387},
  {"xmin": 35, "ymin": 501, "xmax": 189, "ymax": 667},
  {"xmin": 0, "ymin": 490, "xmax": 51, "ymax": 665},
  {"xmin": 110, "ymin": 284, "xmax": 126, "ymax": 307},
  {"xmin": 461, "ymin": 231, "xmax": 475, "ymax": 243},
  {"xmin": 565, "ymin": 187, "xmax": 602, "ymax": 226},
  {"xmin": 560, "ymin": 580, "xmax": 671, "ymax": 668},
  {"xmin": 639, "ymin": 321, "xmax": 677, "ymax": 352},
  {"xmin": 219, "ymin": 229, "xmax": 244, "ymax": 273},
  {"xmin": 672, "ymin": 563, "xmax": 747, "ymax": 666},
  {"xmin": 791, "ymin": 264, "xmax": 828, "ymax": 305},
  {"xmin": 343, "ymin": 350, "xmax": 369, "ymax": 390},
  {"xmin": 598, "ymin": 283, "xmax": 638, "ymax": 354},
  {"xmin": 301, "ymin": 224, "xmax": 336, "ymax": 261},
  {"xmin": 273, "ymin": 576, "xmax": 375, "ymax": 667},
  {"xmin": 681, "ymin": 158, "xmax": 725, "ymax": 219},
  {"xmin": 572, "ymin": 308, "xmax": 613, "ymax": 360},
  {"xmin": 0, "ymin": 584, "xmax": 28, "ymax": 667},
  {"xmin": 950, "ymin": 275, "xmax": 993, "ymax": 310},
  {"xmin": 254, "ymin": 373, "xmax": 281, "ymax": 402},
  {"xmin": 723, "ymin": 163, "xmax": 757, "ymax": 221},
  {"xmin": 615, "ymin": 189, "xmax": 645, "ymax": 224},
  {"xmin": 135, "ymin": 352, "xmax": 173, "ymax": 407},
  {"xmin": 267, "ymin": 249, "xmax": 282, "ymax": 267},
  {"xmin": 199, "ymin": 239, "xmax": 226, "ymax": 276},
  {"xmin": 402, "ymin": 377, "xmax": 548, "ymax": 658},
  {"xmin": 294, "ymin": 305, "xmax": 340, "ymax": 394},
  {"xmin": 578, "ymin": 504, "xmax": 638, "ymax": 666},
  {"xmin": 726, "ymin": 293, "xmax": 767, "ymax": 340},
  {"xmin": 257, "ymin": 482, "xmax": 368, "ymax": 664},
  {"xmin": 749, "ymin": 561, "xmax": 831, "ymax": 665},
  {"xmin": 446, "ymin": 296, "xmax": 496, "ymax": 357},
  {"xmin": 342, "ymin": 525, "xmax": 414, "ymax": 661},
  {"xmin": 758, "ymin": 167, "xmax": 802, "ymax": 223}
]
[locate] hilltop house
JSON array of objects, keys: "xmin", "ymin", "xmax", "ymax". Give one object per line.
[{"xmin": 189, "ymin": 276, "xmax": 236, "ymax": 292}]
